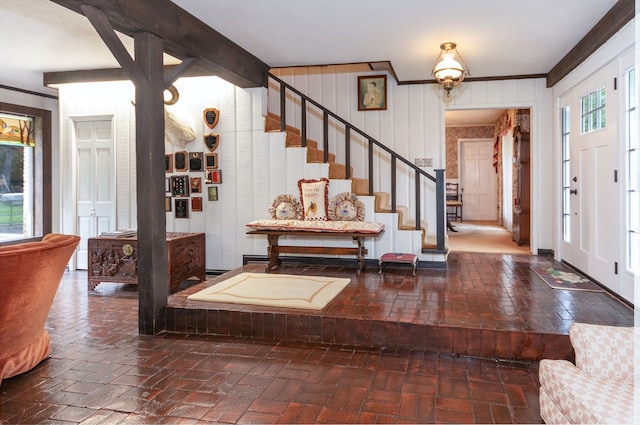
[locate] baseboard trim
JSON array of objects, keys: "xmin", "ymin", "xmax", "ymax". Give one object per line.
[{"xmin": 242, "ymin": 255, "xmax": 447, "ymax": 270}]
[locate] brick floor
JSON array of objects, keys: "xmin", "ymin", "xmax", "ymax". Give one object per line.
[{"xmin": 0, "ymin": 252, "xmax": 633, "ymax": 423}]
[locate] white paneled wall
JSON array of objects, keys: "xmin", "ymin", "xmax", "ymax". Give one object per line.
[
  {"xmin": 56, "ymin": 69, "xmax": 556, "ymax": 270},
  {"xmin": 272, "ymin": 66, "xmax": 554, "ymax": 253}
]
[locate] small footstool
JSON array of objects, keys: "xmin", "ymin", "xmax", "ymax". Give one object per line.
[{"xmin": 378, "ymin": 252, "xmax": 418, "ymax": 276}]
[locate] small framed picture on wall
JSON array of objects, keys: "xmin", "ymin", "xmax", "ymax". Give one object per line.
[
  {"xmin": 174, "ymin": 151, "xmax": 188, "ymax": 171},
  {"xmin": 189, "ymin": 152, "xmax": 203, "ymax": 171},
  {"xmin": 191, "ymin": 197, "xmax": 203, "ymax": 212},
  {"xmin": 207, "ymin": 186, "xmax": 218, "ymax": 201},
  {"xmin": 165, "ymin": 154, "xmax": 173, "ymax": 173},
  {"xmin": 170, "ymin": 175, "xmax": 190, "ymax": 197},
  {"xmin": 358, "ymin": 75, "xmax": 387, "ymax": 111},
  {"xmin": 174, "ymin": 198, "xmax": 188, "ymax": 218},
  {"xmin": 210, "ymin": 170, "xmax": 222, "ymax": 184},
  {"xmin": 205, "ymin": 153, "xmax": 218, "ymax": 169},
  {"xmin": 190, "ymin": 177, "xmax": 202, "ymax": 193}
]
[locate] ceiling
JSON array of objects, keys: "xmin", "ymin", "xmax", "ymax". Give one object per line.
[{"xmin": 1, "ymin": 0, "xmax": 623, "ymax": 126}]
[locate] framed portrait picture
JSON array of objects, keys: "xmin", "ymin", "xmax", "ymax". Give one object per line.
[
  {"xmin": 207, "ymin": 186, "xmax": 218, "ymax": 201},
  {"xmin": 205, "ymin": 153, "xmax": 218, "ymax": 169},
  {"xmin": 165, "ymin": 154, "xmax": 173, "ymax": 173},
  {"xmin": 189, "ymin": 152, "xmax": 203, "ymax": 171},
  {"xmin": 174, "ymin": 198, "xmax": 188, "ymax": 218},
  {"xmin": 358, "ymin": 75, "xmax": 387, "ymax": 111},
  {"xmin": 170, "ymin": 175, "xmax": 190, "ymax": 197},
  {"xmin": 191, "ymin": 197, "xmax": 203, "ymax": 212},
  {"xmin": 174, "ymin": 151, "xmax": 188, "ymax": 171},
  {"xmin": 190, "ymin": 177, "xmax": 202, "ymax": 193}
]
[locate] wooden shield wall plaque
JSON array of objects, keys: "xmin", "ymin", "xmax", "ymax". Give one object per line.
[
  {"xmin": 203, "ymin": 108, "xmax": 220, "ymax": 129},
  {"xmin": 204, "ymin": 133, "xmax": 219, "ymax": 152}
]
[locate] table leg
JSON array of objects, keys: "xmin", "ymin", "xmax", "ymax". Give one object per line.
[
  {"xmin": 266, "ymin": 234, "xmax": 281, "ymax": 272},
  {"xmin": 354, "ymin": 236, "xmax": 365, "ymax": 275}
]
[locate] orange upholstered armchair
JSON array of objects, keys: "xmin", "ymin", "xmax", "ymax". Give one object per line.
[{"xmin": 0, "ymin": 233, "xmax": 80, "ymax": 385}]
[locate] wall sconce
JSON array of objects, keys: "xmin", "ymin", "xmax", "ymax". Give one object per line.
[{"xmin": 432, "ymin": 42, "xmax": 469, "ymax": 97}]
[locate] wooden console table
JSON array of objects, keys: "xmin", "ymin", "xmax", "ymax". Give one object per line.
[
  {"xmin": 87, "ymin": 232, "xmax": 206, "ymax": 292},
  {"xmin": 246, "ymin": 229, "xmax": 384, "ymax": 275}
]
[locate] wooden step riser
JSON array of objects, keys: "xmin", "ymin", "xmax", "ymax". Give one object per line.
[{"xmin": 266, "ymin": 114, "xmax": 433, "ymax": 250}]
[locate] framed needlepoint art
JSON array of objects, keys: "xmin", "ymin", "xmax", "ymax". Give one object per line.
[{"xmin": 358, "ymin": 75, "xmax": 387, "ymax": 111}]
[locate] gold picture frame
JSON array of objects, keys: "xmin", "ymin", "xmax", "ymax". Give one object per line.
[{"xmin": 358, "ymin": 75, "xmax": 387, "ymax": 111}]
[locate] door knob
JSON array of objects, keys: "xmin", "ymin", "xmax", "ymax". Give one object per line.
[{"xmin": 570, "ymin": 189, "xmax": 578, "ymax": 195}]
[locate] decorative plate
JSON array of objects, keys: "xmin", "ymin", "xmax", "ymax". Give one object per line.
[
  {"xmin": 269, "ymin": 194, "xmax": 302, "ymax": 220},
  {"xmin": 328, "ymin": 192, "xmax": 365, "ymax": 221}
]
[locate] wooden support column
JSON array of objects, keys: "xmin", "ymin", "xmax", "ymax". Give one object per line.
[{"xmin": 134, "ymin": 31, "xmax": 169, "ymax": 335}]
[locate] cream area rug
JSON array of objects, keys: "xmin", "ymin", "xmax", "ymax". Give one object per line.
[
  {"xmin": 187, "ymin": 272, "xmax": 351, "ymax": 310},
  {"xmin": 448, "ymin": 220, "xmax": 530, "ymax": 254}
]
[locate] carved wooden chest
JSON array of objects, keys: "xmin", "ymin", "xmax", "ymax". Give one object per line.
[{"xmin": 87, "ymin": 232, "xmax": 206, "ymax": 292}]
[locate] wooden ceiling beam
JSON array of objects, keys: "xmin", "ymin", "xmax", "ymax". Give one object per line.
[
  {"xmin": 546, "ymin": 0, "xmax": 634, "ymax": 88},
  {"xmin": 44, "ymin": 64, "xmax": 214, "ymax": 87},
  {"xmin": 51, "ymin": 0, "xmax": 270, "ymax": 88}
]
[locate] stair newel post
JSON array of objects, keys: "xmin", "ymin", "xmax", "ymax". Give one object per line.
[
  {"xmin": 279, "ymin": 83, "xmax": 286, "ymax": 132},
  {"xmin": 301, "ymin": 97, "xmax": 307, "ymax": 148},
  {"xmin": 391, "ymin": 156, "xmax": 397, "ymax": 213},
  {"xmin": 345, "ymin": 126, "xmax": 351, "ymax": 179},
  {"xmin": 435, "ymin": 169, "xmax": 446, "ymax": 251},
  {"xmin": 323, "ymin": 111, "xmax": 329, "ymax": 163},
  {"xmin": 368, "ymin": 139, "xmax": 374, "ymax": 195},
  {"xmin": 415, "ymin": 172, "xmax": 421, "ymax": 231}
]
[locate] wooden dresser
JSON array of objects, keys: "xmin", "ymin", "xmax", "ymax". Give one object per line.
[{"xmin": 87, "ymin": 232, "xmax": 206, "ymax": 292}]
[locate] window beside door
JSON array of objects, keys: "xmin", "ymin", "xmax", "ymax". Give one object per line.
[
  {"xmin": 561, "ymin": 106, "xmax": 571, "ymax": 243},
  {"xmin": 625, "ymin": 68, "xmax": 638, "ymax": 274}
]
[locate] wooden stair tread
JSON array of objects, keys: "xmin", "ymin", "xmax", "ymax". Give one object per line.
[{"xmin": 265, "ymin": 113, "xmax": 435, "ymax": 251}]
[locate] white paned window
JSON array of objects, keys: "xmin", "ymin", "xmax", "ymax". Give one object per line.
[
  {"xmin": 580, "ymin": 87, "xmax": 606, "ymax": 133},
  {"xmin": 561, "ymin": 106, "xmax": 571, "ymax": 242},
  {"xmin": 0, "ymin": 113, "xmax": 35, "ymax": 242},
  {"xmin": 625, "ymin": 68, "xmax": 638, "ymax": 274}
]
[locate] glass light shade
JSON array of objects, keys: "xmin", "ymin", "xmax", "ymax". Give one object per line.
[
  {"xmin": 431, "ymin": 42, "xmax": 469, "ymax": 96},
  {"xmin": 434, "ymin": 55, "xmax": 463, "ymax": 79}
]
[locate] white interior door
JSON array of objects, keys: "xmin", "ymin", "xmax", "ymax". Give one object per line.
[
  {"xmin": 460, "ymin": 139, "xmax": 497, "ymax": 221},
  {"xmin": 75, "ymin": 119, "xmax": 115, "ymax": 269},
  {"xmin": 562, "ymin": 61, "xmax": 618, "ymax": 290}
]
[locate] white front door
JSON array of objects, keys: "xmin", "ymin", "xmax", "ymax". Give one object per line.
[
  {"xmin": 460, "ymin": 139, "xmax": 497, "ymax": 221},
  {"xmin": 561, "ymin": 61, "xmax": 618, "ymax": 290},
  {"xmin": 75, "ymin": 119, "xmax": 115, "ymax": 269}
]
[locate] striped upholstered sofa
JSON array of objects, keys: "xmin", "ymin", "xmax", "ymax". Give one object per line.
[{"xmin": 539, "ymin": 323, "xmax": 635, "ymax": 424}]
